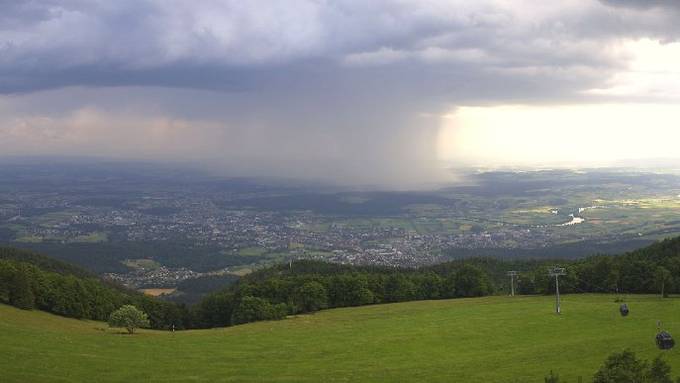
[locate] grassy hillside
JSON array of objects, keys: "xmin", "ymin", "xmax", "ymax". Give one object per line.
[{"xmin": 2, "ymin": 294, "xmax": 680, "ymax": 382}]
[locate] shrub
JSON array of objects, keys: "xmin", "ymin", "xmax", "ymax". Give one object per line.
[{"xmin": 592, "ymin": 350, "xmax": 673, "ymax": 383}]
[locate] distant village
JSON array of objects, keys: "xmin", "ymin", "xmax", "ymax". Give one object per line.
[{"xmin": 0, "ymin": 188, "xmax": 600, "ymax": 288}]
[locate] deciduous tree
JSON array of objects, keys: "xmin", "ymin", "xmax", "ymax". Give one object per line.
[{"xmin": 108, "ymin": 305, "xmax": 151, "ymax": 334}]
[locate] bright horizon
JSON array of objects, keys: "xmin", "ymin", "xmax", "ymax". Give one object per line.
[{"xmin": 438, "ymin": 103, "xmax": 680, "ymax": 168}]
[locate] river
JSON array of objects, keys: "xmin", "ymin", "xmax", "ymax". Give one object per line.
[{"xmin": 557, "ymin": 213, "xmax": 585, "ymax": 226}]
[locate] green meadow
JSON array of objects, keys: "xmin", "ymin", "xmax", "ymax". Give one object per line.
[{"xmin": 2, "ymin": 294, "xmax": 680, "ymax": 382}]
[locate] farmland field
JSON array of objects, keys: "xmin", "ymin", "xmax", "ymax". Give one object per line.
[{"xmin": 2, "ymin": 294, "xmax": 680, "ymax": 382}]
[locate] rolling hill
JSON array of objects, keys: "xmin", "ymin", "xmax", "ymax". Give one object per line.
[{"xmin": 2, "ymin": 294, "xmax": 680, "ymax": 382}]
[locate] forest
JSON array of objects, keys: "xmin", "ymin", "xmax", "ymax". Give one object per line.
[
  {"xmin": 1, "ymin": 236, "xmax": 679, "ymax": 329},
  {"xmin": 0, "ymin": 247, "xmax": 189, "ymax": 329}
]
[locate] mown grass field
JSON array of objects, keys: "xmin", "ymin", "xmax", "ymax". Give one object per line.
[{"xmin": 2, "ymin": 294, "xmax": 680, "ymax": 382}]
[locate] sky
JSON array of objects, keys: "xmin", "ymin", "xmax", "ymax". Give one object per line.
[{"xmin": 1, "ymin": 0, "xmax": 680, "ymax": 188}]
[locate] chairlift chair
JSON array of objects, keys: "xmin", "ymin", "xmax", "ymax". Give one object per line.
[{"xmin": 656, "ymin": 331, "xmax": 675, "ymax": 350}]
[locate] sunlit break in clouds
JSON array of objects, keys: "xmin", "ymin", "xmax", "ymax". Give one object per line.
[
  {"xmin": 2, "ymin": 0, "xmax": 680, "ymax": 187},
  {"xmin": 438, "ymin": 104, "xmax": 680, "ymax": 167},
  {"xmin": 439, "ymin": 35, "xmax": 680, "ymax": 169}
]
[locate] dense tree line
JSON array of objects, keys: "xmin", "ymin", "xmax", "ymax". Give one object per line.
[
  {"xmin": 0, "ymin": 248, "xmax": 189, "ymax": 329},
  {"xmin": 1, "ymin": 236, "xmax": 679, "ymax": 330},
  {"xmin": 0, "ymin": 247, "xmax": 93, "ymax": 278},
  {"xmin": 516, "ymin": 237, "xmax": 680, "ymax": 296},
  {"xmin": 194, "ymin": 237, "xmax": 680, "ymax": 328},
  {"xmin": 193, "ymin": 262, "xmax": 493, "ymax": 328}
]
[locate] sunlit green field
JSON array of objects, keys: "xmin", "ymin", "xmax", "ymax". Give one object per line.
[
  {"xmin": 2, "ymin": 295, "xmax": 680, "ymax": 382},
  {"xmin": 238, "ymin": 247, "xmax": 268, "ymax": 257},
  {"xmin": 122, "ymin": 258, "xmax": 162, "ymax": 270}
]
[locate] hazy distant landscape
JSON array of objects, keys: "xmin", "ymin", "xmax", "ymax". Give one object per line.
[{"xmin": 1, "ymin": 160, "xmax": 678, "ymax": 302}]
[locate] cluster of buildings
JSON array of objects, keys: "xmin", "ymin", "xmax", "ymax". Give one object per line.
[
  {"xmin": 1, "ymin": 190, "xmax": 585, "ymax": 280},
  {"xmin": 103, "ymin": 266, "xmax": 202, "ymax": 288}
]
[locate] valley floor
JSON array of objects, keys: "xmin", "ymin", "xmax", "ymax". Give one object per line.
[{"xmin": 1, "ymin": 294, "xmax": 679, "ymax": 382}]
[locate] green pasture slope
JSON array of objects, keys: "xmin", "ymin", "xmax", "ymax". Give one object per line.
[{"xmin": 2, "ymin": 294, "xmax": 680, "ymax": 382}]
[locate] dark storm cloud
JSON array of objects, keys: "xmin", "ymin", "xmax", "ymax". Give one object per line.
[
  {"xmin": 1, "ymin": 0, "xmax": 675, "ymax": 97},
  {"xmin": 0, "ymin": 1, "xmax": 619, "ymax": 94},
  {"xmin": 1, "ymin": 1, "xmax": 680, "ymax": 186}
]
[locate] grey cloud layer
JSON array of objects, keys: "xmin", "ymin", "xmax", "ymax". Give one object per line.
[
  {"xmin": 1, "ymin": 1, "xmax": 678, "ymax": 186},
  {"xmin": 4, "ymin": 0, "xmax": 678, "ymax": 93}
]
